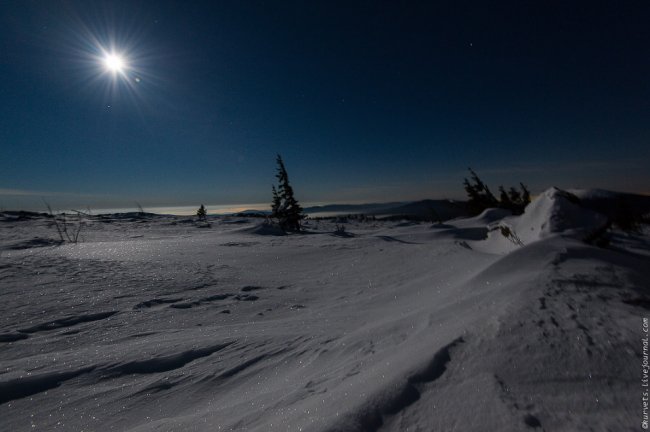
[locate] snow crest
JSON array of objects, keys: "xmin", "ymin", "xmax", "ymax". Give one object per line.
[{"xmin": 489, "ymin": 187, "xmax": 608, "ymax": 247}]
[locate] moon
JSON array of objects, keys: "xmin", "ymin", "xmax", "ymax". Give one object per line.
[{"xmin": 103, "ymin": 53, "xmax": 126, "ymax": 73}]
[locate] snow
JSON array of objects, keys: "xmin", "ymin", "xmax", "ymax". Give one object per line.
[
  {"xmin": 481, "ymin": 187, "xmax": 609, "ymax": 254},
  {"xmin": 510, "ymin": 188, "xmax": 607, "ymax": 241},
  {"xmin": 0, "ymin": 190, "xmax": 647, "ymax": 431}
]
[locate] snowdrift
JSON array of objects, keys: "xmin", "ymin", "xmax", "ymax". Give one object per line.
[
  {"xmin": 487, "ymin": 187, "xmax": 608, "ymax": 247},
  {"xmin": 452, "ymin": 207, "xmax": 512, "ymax": 227}
]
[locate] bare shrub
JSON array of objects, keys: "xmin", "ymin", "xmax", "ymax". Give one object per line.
[{"xmin": 44, "ymin": 201, "xmax": 85, "ymax": 244}]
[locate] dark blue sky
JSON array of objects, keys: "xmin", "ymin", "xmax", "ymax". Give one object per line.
[{"xmin": 1, "ymin": 0, "xmax": 649, "ymax": 211}]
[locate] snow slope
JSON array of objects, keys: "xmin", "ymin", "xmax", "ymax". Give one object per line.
[{"xmin": 0, "ymin": 192, "xmax": 647, "ymax": 431}]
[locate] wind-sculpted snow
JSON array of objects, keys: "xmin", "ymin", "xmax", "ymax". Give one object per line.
[
  {"xmin": 133, "ymin": 297, "xmax": 184, "ymax": 309},
  {"xmin": 18, "ymin": 310, "xmax": 119, "ymax": 334},
  {"xmin": 0, "ymin": 199, "xmax": 647, "ymax": 431},
  {"xmin": 0, "ymin": 341, "xmax": 232, "ymax": 404},
  {"xmin": 103, "ymin": 342, "xmax": 234, "ymax": 376},
  {"xmin": 0, "ymin": 367, "xmax": 96, "ymax": 404},
  {"xmin": 328, "ymin": 337, "xmax": 464, "ymax": 432},
  {"xmin": 215, "ymin": 348, "xmax": 288, "ymax": 380},
  {"xmin": 488, "ymin": 187, "xmax": 608, "ymax": 248},
  {"xmin": 168, "ymin": 291, "xmax": 258, "ymax": 309},
  {"xmin": 241, "ymin": 285, "xmax": 266, "ymax": 292},
  {"xmin": 0, "ymin": 332, "xmax": 28, "ymax": 342}
]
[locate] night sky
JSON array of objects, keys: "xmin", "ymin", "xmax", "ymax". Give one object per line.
[{"xmin": 1, "ymin": 1, "xmax": 649, "ymax": 212}]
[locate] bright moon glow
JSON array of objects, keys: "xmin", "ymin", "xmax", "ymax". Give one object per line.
[{"xmin": 103, "ymin": 54, "xmax": 125, "ymax": 73}]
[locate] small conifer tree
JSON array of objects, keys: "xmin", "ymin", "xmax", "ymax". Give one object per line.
[
  {"xmin": 196, "ymin": 204, "xmax": 207, "ymax": 221},
  {"xmin": 508, "ymin": 187, "xmax": 522, "ymax": 205},
  {"xmin": 464, "ymin": 168, "xmax": 498, "ymax": 214},
  {"xmin": 271, "ymin": 186, "xmax": 281, "ymax": 216},
  {"xmin": 499, "ymin": 186, "xmax": 512, "ymax": 209},
  {"xmin": 520, "ymin": 183, "xmax": 531, "ymax": 206},
  {"xmin": 271, "ymin": 155, "xmax": 304, "ymax": 231}
]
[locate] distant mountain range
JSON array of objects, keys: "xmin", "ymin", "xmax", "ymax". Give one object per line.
[
  {"xmin": 297, "ymin": 199, "xmax": 469, "ymax": 221},
  {"xmin": 373, "ymin": 199, "xmax": 469, "ymax": 220},
  {"xmin": 203, "ymin": 199, "xmax": 470, "ymax": 220},
  {"xmin": 303, "ymin": 202, "xmax": 406, "ymax": 214}
]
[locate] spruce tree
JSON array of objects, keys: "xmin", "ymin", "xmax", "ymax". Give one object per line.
[
  {"xmin": 463, "ymin": 168, "xmax": 498, "ymax": 214},
  {"xmin": 508, "ymin": 187, "xmax": 522, "ymax": 205},
  {"xmin": 271, "ymin": 186, "xmax": 281, "ymax": 216},
  {"xmin": 196, "ymin": 204, "xmax": 207, "ymax": 221},
  {"xmin": 499, "ymin": 186, "xmax": 512, "ymax": 210},
  {"xmin": 463, "ymin": 178, "xmax": 480, "ymax": 204},
  {"xmin": 271, "ymin": 155, "xmax": 304, "ymax": 231},
  {"xmin": 520, "ymin": 183, "xmax": 531, "ymax": 206}
]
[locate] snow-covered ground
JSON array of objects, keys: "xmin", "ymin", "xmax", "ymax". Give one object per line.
[{"xmin": 1, "ymin": 189, "xmax": 648, "ymax": 431}]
